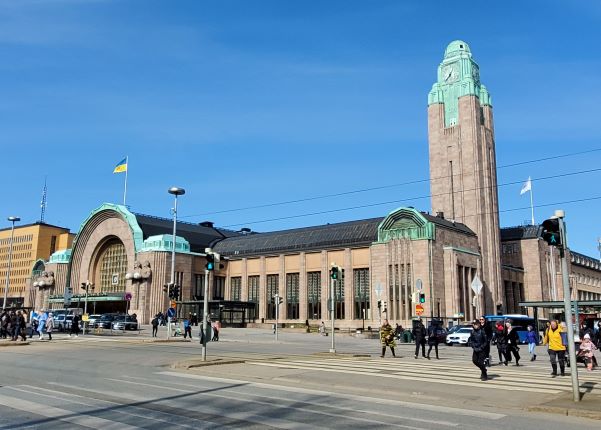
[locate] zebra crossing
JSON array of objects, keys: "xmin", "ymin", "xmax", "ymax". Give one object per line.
[{"xmin": 246, "ymin": 356, "xmax": 601, "ymax": 395}]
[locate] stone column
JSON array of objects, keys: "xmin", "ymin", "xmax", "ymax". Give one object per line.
[{"xmin": 299, "ymin": 252, "xmax": 307, "ymax": 322}]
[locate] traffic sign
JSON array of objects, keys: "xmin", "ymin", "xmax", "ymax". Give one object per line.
[
  {"xmin": 64, "ymin": 286, "xmax": 73, "ymax": 306},
  {"xmin": 415, "ymin": 304, "xmax": 424, "ymax": 316},
  {"xmin": 167, "ymin": 307, "xmax": 176, "ymax": 318},
  {"xmin": 125, "ymin": 292, "xmax": 132, "ymax": 301},
  {"xmin": 82, "ymin": 313, "xmax": 89, "ymax": 322},
  {"xmin": 471, "ymin": 275, "xmax": 483, "ymax": 295},
  {"xmin": 415, "ymin": 279, "xmax": 423, "ymax": 291}
]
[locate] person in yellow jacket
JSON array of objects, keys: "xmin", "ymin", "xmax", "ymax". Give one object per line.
[{"xmin": 543, "ymin": 320, "xmax": 566, "ymax": 377}]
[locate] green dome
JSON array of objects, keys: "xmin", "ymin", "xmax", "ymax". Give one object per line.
[{"xmin": 444, "ymin": 40, "xmax": 471, "ymax": 59}]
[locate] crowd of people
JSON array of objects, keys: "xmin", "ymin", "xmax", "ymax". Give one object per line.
[
  {"xmin": 151, "ymin": 311, "xmax": 220, "ymax": 341},
  {"xmin": 379, "ymin": 316, "xmax": 600, "ymax": 382}
]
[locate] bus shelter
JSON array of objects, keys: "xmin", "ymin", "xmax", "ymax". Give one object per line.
[{"xmin": 518, "ymin": 300, "xmax": 601, "ymax": 330}]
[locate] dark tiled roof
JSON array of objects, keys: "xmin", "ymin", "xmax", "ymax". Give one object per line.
[
  {"xmin": 421, "ymin": 212, "xmax": 476, "ymax": 236},
  {"xmin": 500, "ymin": 225, "xmax": 540, "ymax": 241},
  {"xmin": 214, "ymin": 213, "xmax": 476, "ymax": 258},
  {"xmin": 214, "ymin": 218, "xmax": 383, "ymax": 257},
  {"xmin": 133, "ymin": 214, "xmax": 240, "ymax": 253}
]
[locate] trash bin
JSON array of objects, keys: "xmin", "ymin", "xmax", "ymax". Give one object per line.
[{"xmin": 403, "ymin": 331, "xmax": 412, "ymax": 343}]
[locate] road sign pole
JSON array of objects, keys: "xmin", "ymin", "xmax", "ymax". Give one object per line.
[
  {"xmin": 557, "ymin": 214, "xmax": 580, "ymax": 402},
  {"xmin": 201, "ymin": 269, "xmax": 209, "ymax": 361},
  {"xmin": 330, "ymin": 276, "xmax": 336, "ymax": 353},
  {"xmin": 275, "ymin": 294, "xmax": 279, "ymax": 342}
]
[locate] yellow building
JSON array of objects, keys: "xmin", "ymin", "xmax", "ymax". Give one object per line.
[{"xmin": 0, "ymin": 222, "xmax": 74, "ymax": 308}]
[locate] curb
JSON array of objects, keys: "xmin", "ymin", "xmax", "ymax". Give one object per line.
[
  {"xmin": 171, "ymin": 358, "xmax": 246, "ymax": 369},
  {"xmin": 526, "ymin": 405, "xmax": 601, "ymax": 421},
  {"xmin": 0, "ymin": 341, "xmax": 30, "ymax": 347}
]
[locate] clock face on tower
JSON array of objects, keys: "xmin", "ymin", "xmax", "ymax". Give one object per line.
[{"xmin": 441, "ymin": 63, "xmax": 459, "ymax": 83}]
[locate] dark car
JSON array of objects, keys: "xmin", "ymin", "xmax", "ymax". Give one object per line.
[
  {"xmin": 111, "ymin": 315, "xmax": 139, "ymax": 331},
  {"xmin": 97, "ymin": 314, "xmax": 119, "ymax": 329}
]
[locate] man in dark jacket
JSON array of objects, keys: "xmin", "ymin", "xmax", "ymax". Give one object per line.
[
  {"xmin": 469, "ymin": 319, "xmax": 489, "ymax": 381},
  {"xmin": 505, "ymin": 320, "xmax": 521, "ymax": 366},
  {"xmin": 412, "ymin": 319, "xmax": 427, "ymax": 359},
  {"xmin": 479, "ymin": 316, "xmax": 492, "ymax": 366}
]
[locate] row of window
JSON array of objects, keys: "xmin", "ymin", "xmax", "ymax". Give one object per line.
[
  {"xmin": 0, "ymin": 234, "xmax": 33, "ymax": 246},
  {"xmin": 0, "ymin": 257, "xmax": 33, "ymax": 268},
  {"xmin": 0, "ymin": 243, "xmax": 33, "ymax": 254},
  {"xmin": 0, "ymin": 268, "xmax": 33, "ymax": 278}
]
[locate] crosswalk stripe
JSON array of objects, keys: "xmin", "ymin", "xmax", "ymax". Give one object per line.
[
  {"xmin": 0, "ymin": 392, "xmax": 139, "ymax": 430},
  {"xmin": 248, "ymin": 357, "xmax": 601, "ymax": 395},
  {"xmin": 157, "ymin": 371, "xmax": 506, "ymax": 420}
]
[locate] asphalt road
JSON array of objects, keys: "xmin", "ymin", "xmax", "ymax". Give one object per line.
[{"xmin": 0, "ymin": 328, "xmax": 599, "ymax": 429}]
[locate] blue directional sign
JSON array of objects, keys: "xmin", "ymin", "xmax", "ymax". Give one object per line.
[{"xmin": 167, "ymin": 308, "xmax": 176, "ymax": 318}]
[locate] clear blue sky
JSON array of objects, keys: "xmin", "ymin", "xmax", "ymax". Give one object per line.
[{"xmin": 1, "ymin": 0, "xmax": 600, "ymax": 257}]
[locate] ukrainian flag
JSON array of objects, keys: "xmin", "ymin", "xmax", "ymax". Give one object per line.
[{"xmin": 113, "ymin": 157, "xmax": 128, "ymax": 174}]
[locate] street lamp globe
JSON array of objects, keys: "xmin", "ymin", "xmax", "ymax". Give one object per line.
[{"xmin": 168, "ymin": 187, "xmax": 185, "ymax": 196}]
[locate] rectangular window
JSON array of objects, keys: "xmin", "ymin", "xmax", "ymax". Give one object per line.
[
  {"xmin": 307, "ymin": 271, "xmax": 321, "ymax": 320},
  {"xmin": 213, "ymin": 276, "xmax": 225, "ymax": 300},
  {"xmin": 50, "ymin": 236, "xmax": 57, "ymax": 255},
  {"xmin": 230, "ymin": 277, "xmax": 242, "ymax": 301},
  {"xmin": 248, "ymin": 275, "xmax": 259, "ymax": 302},
  {"xmin": 286, "ymin": 273, "xmax": 300, "ymax": 320},
  {"xmin": 266, "ymin": 274, "xmax": 279, "ymax": 319},
  {"xmin": 194, "ymin": 274, "xmax": 204, "ymax": 300},
  {"xmin": 354, "ymin": 268, "xmax": 370, "ymax": 320}
]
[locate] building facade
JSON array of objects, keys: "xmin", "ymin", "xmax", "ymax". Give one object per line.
[
  {"xmin": 24, "ymin": 40, "xmax": 601, "ymax": 326},
  {"xmin": 1, "ymin": 222, "xmax": 73, "ymax": 308}
]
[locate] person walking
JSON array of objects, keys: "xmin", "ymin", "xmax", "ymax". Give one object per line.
[
  {"xmin": 70, "ymin": 314, "xmax": 80, "ymax": 337},
  {"xmin": 394, "ymin": 323, "xmax": 404, "ymax": 341},
  {"xmin": 15, "ymin": 311, "xmax": 26, "ymax": 341},
  {"xmin": 526, "ymin": 325, "xmax": 538, "ymax": 361},
  {"xmin": 379, "ymin": 319, "xmax": 396, "ymax": 358},
  {"xmin": 493, "ymin": 321, "xmax": 508, "ymax": 365},
  {"xmin": 543, "ymin": 320, "xmax": 566, "ymax": 377},
  {"xmin": 426, "ymin": 323, "xmax": 439, "ymax": 359},
  {"xmin": 578, "ymin": 333, "xmax": 598, "ymax": 372},
  {"xmin": 468, "ymin": 319, "xmax": 489, "ymax": 381},
  {"xmin": 505, "ymin": 320, "xmax": 521, "ymax": 366},
  {"xmin": 479, "ymin": 316, "xmax": 492, "ymax": 366},
  {"xmin": 319, "ymin": 321, "xmax": 326, "ymax": 336},
  {"xmin": 45, "ymin": 313, "xmax": 54, "ymax": 341},
  {"xmin": 412, "ymin": 318, "xmax": 426, "ymax": 359},
  {"xmin": 151, "ymin": 315, "xmax": 159, "ymax": 337},
  {"xmin": 183, "ymin": 317, "xmax": 192, "ymax": 339}
]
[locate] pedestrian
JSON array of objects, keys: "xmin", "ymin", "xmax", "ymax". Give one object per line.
[
  {"xmin": 16, "ymin": 311, "xmax": 26, "ymax": 341},
  {"xmin": 526, "ymin": 325, "xmax": 537, "ymax": 361},
  {"xmin": 468, "ymin": 319, "xmax": 489, "ymax": 381},
  {"xmin": 543, "ymin": 320, "xmax": 566, "ymax": 377},
  {"xmin": 394, "ymin": 323, "xmax": 404, "ymax": 341},
  {"xmin": 70, "ymin": 314, "xmax": 80, "ymax": 337},
  {"xmin": 37, "ymin": 312, "xmax": 47, "ymax": 340},
  {"xmin": 578, "ymin": 334, "xmax": 598, "ymax": 371},
  {"xmin": 505, "ymin": 320, "xmax": 521, "ymax": 366},
  {"xmin": 595, "ymin": 321, "xmax": 601, "ymax": 349},
  {"xmin": 212, "ymin": 320, "xmax": 220, "ymax": 341},
  {"xmin": 426, "ymin": 323, "xmax": 439, "ymax": 360},
  {"xmin": 183, "ymin": 317, "xmax": 192, "ymax": 339},
  {"xmin": 412, "ymin": 318, "xmax": 426, "ymax": 359},
  {"xmin": 45, "ymin": 313, "xmax": 54, "ymax": 341},
  {"xmin": 0, "ymin": 311, "xmax": 8, "ymax": 339},
  {"xmin": 493, "ymin": 321, "xmax": 508, "ymax": 365},
  {"xmin": 479, "ymin": 316, "xmax": 492, "ymax": 366},
  {"xmin": 151, "ymin": 315, "xmax": 159, "ymax": 337},
  {"xmin": 30, "ymin": 314, "xmax": 38, "ymax": 339},
  {"xmin": 319, "ymin": 321, "xmax": 326, "ymax": 336},
  {"xmin": 379, "ymin": 319, "xmax": 396, "ymax": 358}
]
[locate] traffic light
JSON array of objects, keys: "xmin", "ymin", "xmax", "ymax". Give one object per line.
[
  {"xmin": 205, "ymin": 253, "xmax": 215, "ymax": 271},
  {"xmin": 419, "ymin": 293, "xmax": 426, "ymax": 304},
  {"xmin": 270, "ymin": 296, "xmax": 275, "ymax": 304},
  {"xmin": 330, "ymin": 266, "xmax": 339, "ymax": 280},
  {"xmin": 377, "ymin": 300, "xmax": 382, "ymax": 309},
  {"xmin": 163, "ymin": 284, "xmax": 168, "ymax": 294},
  {"xmin": 277, "ymin": 296, "xmax": 283, "ymax": 305},
  {"xmin": 173, "ymin": 285, "xmax": 180, "ymax": 300},
  {"xmin": 168, "ymin": 283, "xmax": 174, "ymax": 299},
  {"xmin": 539, "ymin": 218, "xmax": 562, "ymax": 247}
]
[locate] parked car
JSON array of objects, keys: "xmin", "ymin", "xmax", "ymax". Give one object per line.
[
  {"xmin": 86, "ymin": 314, "xmax": 102, "ymax": 328},
  {"xmin": 447, "ymin": 324, "xmax": 470, "ymax": 335},
  {"xmin": 53, "ymin": 314, "xmax": 67, "ymax": 331},
  {"xmin": 97, "ymin": 314, "xmax": 119, "ymax": 329},
  {"xmin": 111, "ymin": 315, "xmax": 139, "ymax": 331},
  {"xmin": 446, "ymin": 327, "xmax": 473, "ymax": 345}
]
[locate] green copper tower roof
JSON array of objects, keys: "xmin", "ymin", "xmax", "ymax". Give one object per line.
[{"xmin": 428, "ymin": 40, "xmax": 492, "ymax": 127}]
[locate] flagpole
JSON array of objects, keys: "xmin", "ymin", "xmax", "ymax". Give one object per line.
[
  {"xmin": 123, "ymin": 155, "xmax": 128, "ymax": 206},
  {"xmin": 529, "ymin": 180, "xmax": 535, "ymax": 225}
]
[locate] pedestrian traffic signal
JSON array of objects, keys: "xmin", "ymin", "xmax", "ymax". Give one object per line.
[
  {"xmin": 277, "ymin": 296, "xmax": 283, "ymax": 305},
  {"xmin": 330, "ymin": 266, "xmax": 339, "ymax": 280},
  {"xmin": 205, "ymin": 253, "xmax": 215, "ymax": 271},
  {"xmin": 419, "ymin": 293, "xmax": 426, "ymax": 304},
  {"xmin": 539, "ymin": 218, "xmax": 562, "ymax": 247},
  {"xmin": 173, "ymin": 285, "xmax": 180, "ymax": 300},
  {"xmin": 377, "ymin": 300, "xmax": 382, "ymax": 309}
]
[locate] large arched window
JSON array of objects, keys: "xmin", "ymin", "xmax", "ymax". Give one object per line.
[{"xmin": 95, "ymin": 239, "xmax": 128, "ymax": 292}]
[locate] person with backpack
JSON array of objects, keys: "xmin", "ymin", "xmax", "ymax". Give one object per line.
[{"xmin": 426, "ymin": 323, "xmax": 440, "ymax": 360}]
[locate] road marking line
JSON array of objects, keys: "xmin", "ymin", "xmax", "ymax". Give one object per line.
[
  {"xmin": 106, "ymin": 378, "xmax": 426, "ymax": 430},
  {"xmin": 119, "ymin": 374, "xmax": 459, "ymax": 428},
  {"xmin": 157, "ymin": 371, "xmax": 506, "ymax": 420},
  {"xmin": 248, "ymin": 361, "xmax": 561, "ymax": 394},
  {"xmin": 0, "ymin": 392, "xmax": 138, "ymax": 430}
]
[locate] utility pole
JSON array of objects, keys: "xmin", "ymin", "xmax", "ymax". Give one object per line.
[
  {"xmin": 329, "ymin": 263, "xmax": 340, "ymax": 353},
  {"xmin": 274, "ymin": 293, "xmax": 280, "ymax": 341}
]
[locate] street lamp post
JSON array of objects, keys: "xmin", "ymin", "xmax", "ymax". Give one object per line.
[
  {"xmin": 167, "ymin": 187, "xmax": 185, "ymax": 339},
  {"xmin": 3, "ymin": 216, "xmax": 20, "ymax": 310}
]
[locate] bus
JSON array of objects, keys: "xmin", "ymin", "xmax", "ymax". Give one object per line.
[{"xmin": 483, "ymin": 314, "xmax": 549, "ymax": 344}]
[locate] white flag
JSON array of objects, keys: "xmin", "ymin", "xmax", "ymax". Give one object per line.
[{"xmin": 520, "ymin": 177, "xmax": 532, "ymax": 195}]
